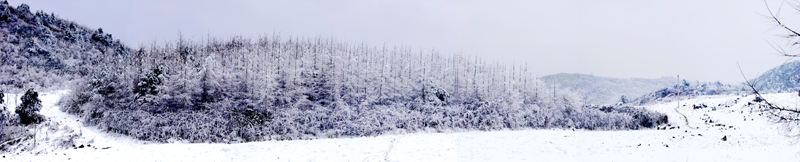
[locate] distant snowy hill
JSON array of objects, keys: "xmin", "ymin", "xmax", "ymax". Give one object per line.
[
  {"xmin": 540, "ymin": 73, "xmax": 676, "ymax": 105},
  {"xmin": 628, "ymin": 80, "xmax": 744, "ymax": 105},
  {"xmin": 752, "ymin": 61, "xmax": 800, "ymax": 93},
  {"xmin": 624, "ymin": 61, "xmax": 800, "ymax": 105}
]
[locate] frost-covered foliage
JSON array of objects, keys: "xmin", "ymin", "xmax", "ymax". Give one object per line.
[
  {"xmin": 629, "ymin": 80, "xmax": 745, "ymax": 105},
  {"xmin": 0, "ymin": 113, "xmax": 24, "ymax": 152},
  {"xmin": 751, "ymin": 61, "xmax": 800, "ymax": 93},
  {"xmin": 15, "ymin": 88, "xmax": 43, "ymax": 125},
  {"xmin": 0, "ymin": 1, "xmax": 126, "ymax": 92},
  {"xmin": 57, "ymin": 34, "xmax": 670, "ymax": 142},
  {"xmin": 592, "ymin": 105, "xmax": 668, "ymax": 128},
  {"xmin": 540, "ymin": 73, "xmax": 676, "ymax": 105},
  {"xmin": 0, "ymin": 86, "xmax": 25, "ymax": 151},
  {"xmin": 0, "ymin": 89, "xmax": 10, "ymax": 144}
]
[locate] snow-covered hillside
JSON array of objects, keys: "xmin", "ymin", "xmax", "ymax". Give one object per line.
[
  {"xmin": 3, "ymin": 90, "xmax": 800, "ymax": 162},
  {"xmin": 753, "ymin": 60, "xmax": 800, "ymax": 93}
]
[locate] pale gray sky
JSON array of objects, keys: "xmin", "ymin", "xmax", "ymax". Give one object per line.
[{"xmin": 10, "ymin": 0, "xmax": 797, "ymax": 83}]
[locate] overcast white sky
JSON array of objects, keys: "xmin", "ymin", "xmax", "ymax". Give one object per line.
[{"xmin": 10, "ymin": 0, "xmax": 799, "ymax": 83}]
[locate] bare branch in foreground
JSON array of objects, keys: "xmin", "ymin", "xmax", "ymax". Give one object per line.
[{"xmin": 738, "ymin": 62, "xmax": 800, "ymax": 121}]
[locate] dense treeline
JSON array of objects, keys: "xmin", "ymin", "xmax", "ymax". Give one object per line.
[{"xmin": 58, "ymin": 34, "xmax": 667, "ymax": 142}]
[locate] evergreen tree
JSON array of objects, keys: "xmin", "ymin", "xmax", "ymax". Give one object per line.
[
  {"xmin": 619, "ymin": 95, "xmax": 628, "ymax": 104},
  {"xmin": 15, "ymin": 88, "xmax": 42, "ymax": 125}
]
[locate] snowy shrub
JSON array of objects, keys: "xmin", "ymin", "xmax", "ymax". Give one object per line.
[
  {"xmin": 15, "ymin": 88, "xmax": 43, "ymax": 125},
  {"xmin": 0, "ymin": 122, "xmax": 25, "ymax": 152},
  {"xmin": 586, "ymin": 105, "xmax": 668, "ymax": 129},
  {"xmin": 0, "ymin": 89, "xmax": 8, "ymax": 129},
  {"xmin": 98, "ymin": 109, "xmax": 230, "ymax": 142},
  {"xmin": 0, "ymin": 88, "xmax": 33, "ymax": 152},
  {"xmin": 58, "ymin": 79, "xmax": 93, "ymax": 114},
  {"xmin": 612, "ymin": 106, "xmax": 668, "ymax": 128}
]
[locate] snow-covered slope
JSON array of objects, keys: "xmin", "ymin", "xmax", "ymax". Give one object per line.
[
  {"xmin": 628, "ymin": 81, "xmax": 744, "ymax": 105},
  {"xmin": 753, "ymin": 60, "xmax": 800, "ymax": 93},
  {"xmin": 4, "ymin": 91, "xmax": 800, "ymax": 162}
]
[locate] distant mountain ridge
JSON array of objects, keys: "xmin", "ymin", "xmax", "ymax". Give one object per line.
[
  {"xmin": 540, "ymin": 73, "xmax": 676, "ymax": 105},
  {"xmin": 540, "ymin": 73, "xmax": 749, "ymax": 106}
]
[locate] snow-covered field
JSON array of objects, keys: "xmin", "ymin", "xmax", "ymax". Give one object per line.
[{"xmin": 3, "ymin": 91, "xmax": 800, "ymax": 162}]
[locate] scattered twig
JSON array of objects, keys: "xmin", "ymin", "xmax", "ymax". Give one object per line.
[{"xmin": 765, "ymin": 0, "xmax": 800, "ymax": 57}]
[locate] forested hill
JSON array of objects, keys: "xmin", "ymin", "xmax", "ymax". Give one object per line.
[
  {"xmin": 0, "ymin": 1, "xmax": 127, "ymax": 91},
  {"xmin": 0, "ymin": 1, "xmax": 668, "ymax": 143},
  {"xmin": 752, "ymin": 61, "xmax": 800, "ymax": 93},
  {"xmin": 54, "ymin": 32, "xmax": 666, "ymax": 142},
  {"xmin": 540, "ymin": 73, "xmax": 676, "ymax": 105}
]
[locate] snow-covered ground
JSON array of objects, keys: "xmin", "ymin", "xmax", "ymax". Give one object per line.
[{"xmin": 3, "ymin": 91, "xmax": 800, "ymax": 162}]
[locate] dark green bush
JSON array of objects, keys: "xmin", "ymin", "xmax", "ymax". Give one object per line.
[{"xmin": 15, "ymin": 88, "xmax": 43, "ymax": 125}]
